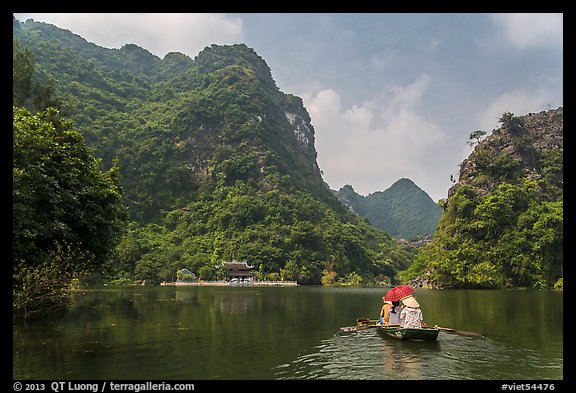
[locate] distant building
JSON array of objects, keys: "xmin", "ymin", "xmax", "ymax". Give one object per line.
[
  {"xmin": 221, "ymin": 261, "xmax": 254, "ymax": 281},
  {"xmin": 177, "ymin": 268, "xmax": 196, "ymax": 282}
]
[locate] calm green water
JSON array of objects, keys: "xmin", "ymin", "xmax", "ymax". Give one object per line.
[{"xmin": 13, "ymin": 286, "xmax": 563, "ymax": 380}]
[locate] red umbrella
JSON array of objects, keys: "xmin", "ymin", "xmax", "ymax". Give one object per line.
[{"xmin": 384, "ymin": 285, "xmax": 415, "ymax": 301}]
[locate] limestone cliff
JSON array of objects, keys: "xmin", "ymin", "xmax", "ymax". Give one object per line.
[{"xmin": 405, "ymin": 107, "xmax": 563, "ymax": 289}]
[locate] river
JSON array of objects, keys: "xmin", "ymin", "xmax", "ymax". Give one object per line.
[{"xmin": 13, "ymin": 286, "xmax": 563, "ymax": 381}]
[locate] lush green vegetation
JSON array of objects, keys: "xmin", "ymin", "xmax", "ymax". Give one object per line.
[
  {"xmin": 115, "ymin": 189, "xmax": 416, "ymax": 285},
  {"xmin": 401, "ymin": 111, "xmax": 563, "ymax": 289},
  {"xmin": 13, "ymin": 106, "xmax": 126, "ymax": 319}
]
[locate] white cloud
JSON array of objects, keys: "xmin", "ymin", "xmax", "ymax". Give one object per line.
[
  {"xmin": 302, "ymin": 75, "xmax": 450, "ymax": 199},
  {"xmin": 14, "ymin": 13, "xmax": 244, "ymax": 58},
  {"xmin": 492, "ymin": 13, "xmax": 563, "ymax": 50},
  {"xmin": 476, "ymin": 87, "xmax": 558, "ymax": 132}
]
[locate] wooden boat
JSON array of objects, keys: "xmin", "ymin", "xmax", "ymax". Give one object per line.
[
  {"xmin": 350, "ymin": 319, "xmax": 482, "ymax": 339},
  {"xmin": 378, "ymin": 325, "xmax": 440, "ymax": 341}
]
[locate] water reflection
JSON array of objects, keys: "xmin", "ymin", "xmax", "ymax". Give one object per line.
[
  {"xmin": 276, "ymin": 324, "xmax": 562, "ymax": 380},
  {"xmin": 14, "ymin": 286, "xmax": 562, "ymax": 380},
  {"xmin": 275, "ymin": 329, "xmax": 442, "ymax": 380}
]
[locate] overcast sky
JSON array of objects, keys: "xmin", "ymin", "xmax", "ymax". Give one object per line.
[{"xmin": 13, "ymin": 13, "xmax": 563, "ymax": 201}]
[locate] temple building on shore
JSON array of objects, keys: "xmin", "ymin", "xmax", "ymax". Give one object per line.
[{"xmin": 221, "ymin": 261, "xmax": 255, "ymax": 281}]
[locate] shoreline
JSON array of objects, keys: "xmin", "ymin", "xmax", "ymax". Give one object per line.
[{"xmin": 160, "ymin": 280, "xmax": 299, "ymax": 287}]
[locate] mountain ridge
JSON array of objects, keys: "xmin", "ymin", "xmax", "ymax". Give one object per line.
[{"xmin": 335, "ymin": 178, "xmax": 442, "ymax": 239}]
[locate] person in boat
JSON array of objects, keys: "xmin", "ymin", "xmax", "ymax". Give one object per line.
[
  {"xmin": 387, "ymin": 300, "xmax": 402, "ymax": 325},
  {"xmin": 378, "ymin": 298, "xmax": 392, "ymax": 325},
  {"xmin": 399, "ymin": 295, "xmax": 426, "ymax": 328}
]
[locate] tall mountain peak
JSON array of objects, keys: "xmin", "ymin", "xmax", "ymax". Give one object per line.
[
  {"xmin": 193, "ymin": 44, "xmax": 279, "ymax": 93},
  {"xmin": 336, "ymin": 179, "xmax": 442, "ymax": 239}
]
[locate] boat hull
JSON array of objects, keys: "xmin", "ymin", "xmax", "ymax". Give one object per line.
[{"xmin": 379, "ymin": 326, "xmax": 439, "ymax": 341}]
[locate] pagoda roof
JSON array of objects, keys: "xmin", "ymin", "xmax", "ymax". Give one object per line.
[{"xmin": 221, "ymin": 261, "xmax": 254, "ymax": 269}]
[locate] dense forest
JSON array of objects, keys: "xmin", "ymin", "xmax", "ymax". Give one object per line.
[
  {"xmin": 13, "ymin": 18, "xmax": 417, "ymax": 303},
  {"xmin": 335, "ymin": 178, "xmax": 442, "ymax": 239},
  {"xmin": 402, "ymin": 109, "xmax": 563, "ymax": 289}
]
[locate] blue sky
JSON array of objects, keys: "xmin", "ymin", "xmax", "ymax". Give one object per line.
[{"xmin": 13, "ymin": 13, "xmax": 563, "ymax": 201}]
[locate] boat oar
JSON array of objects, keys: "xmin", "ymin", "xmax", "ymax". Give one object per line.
[
  {"xmin": 356, "ymin": 318, "xmax": 377, "ymax": 325},
  {"xmin": 434, "ymin": 325, "xmax": 485, "ymax": 338},
  {"xmin": 340, "ymin": 318, "xmax": 380, "ymax": 332},
  {"xmin": 339, "ymin": 324, "xmax": 378, "ymax": 332}
]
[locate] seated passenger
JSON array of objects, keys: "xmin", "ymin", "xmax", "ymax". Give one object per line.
[
  {"xmin": 378, "ymin": 298, "xmax": 392, "ymax": 325},
  {"xmin": 399, "ymin": 295, "xmax": 425, "ymax": 328},
  {"xmin": 387, "ymin": 300, "xmax": 401, "ymax": 325}
]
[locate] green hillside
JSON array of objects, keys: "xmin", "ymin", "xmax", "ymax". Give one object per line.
[{"xmin": 336, "ymin": 179, "xmax": 442, "ymax": 239}]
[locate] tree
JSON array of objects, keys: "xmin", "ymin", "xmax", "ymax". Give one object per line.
[
  {"xmin": 13, "ymin": 107, "xmax": 127, "ymax": 319},
  {"xmin": 280, "ymin": 260, "xmax": 300, "ymax": 281},
  {"xmin": 499, "ymin": 111, "xmax": 524, "ymax": 134},
  {"xmin": 13, "ymin": 37, "xmax": 62, "ymax": 112},
  {"xmin": 13, "ymin": 38, "xmax": 34, "ymax": 107},
  {"xmin": 468, "ymin": 130, "xmax": 487, "ymax": 147}
]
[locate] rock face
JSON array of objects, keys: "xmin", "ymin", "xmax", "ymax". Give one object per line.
[
  {"xmin": 405, "ymin": 274, "xmax": 443, "ymax": 289},
  {"xmin": 449, "ymin": 107, "xmax": 563, "ymax": 199},
  {"xmin": 409, "ymin": 107, "xmax": 563, "ymax": 289}
]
